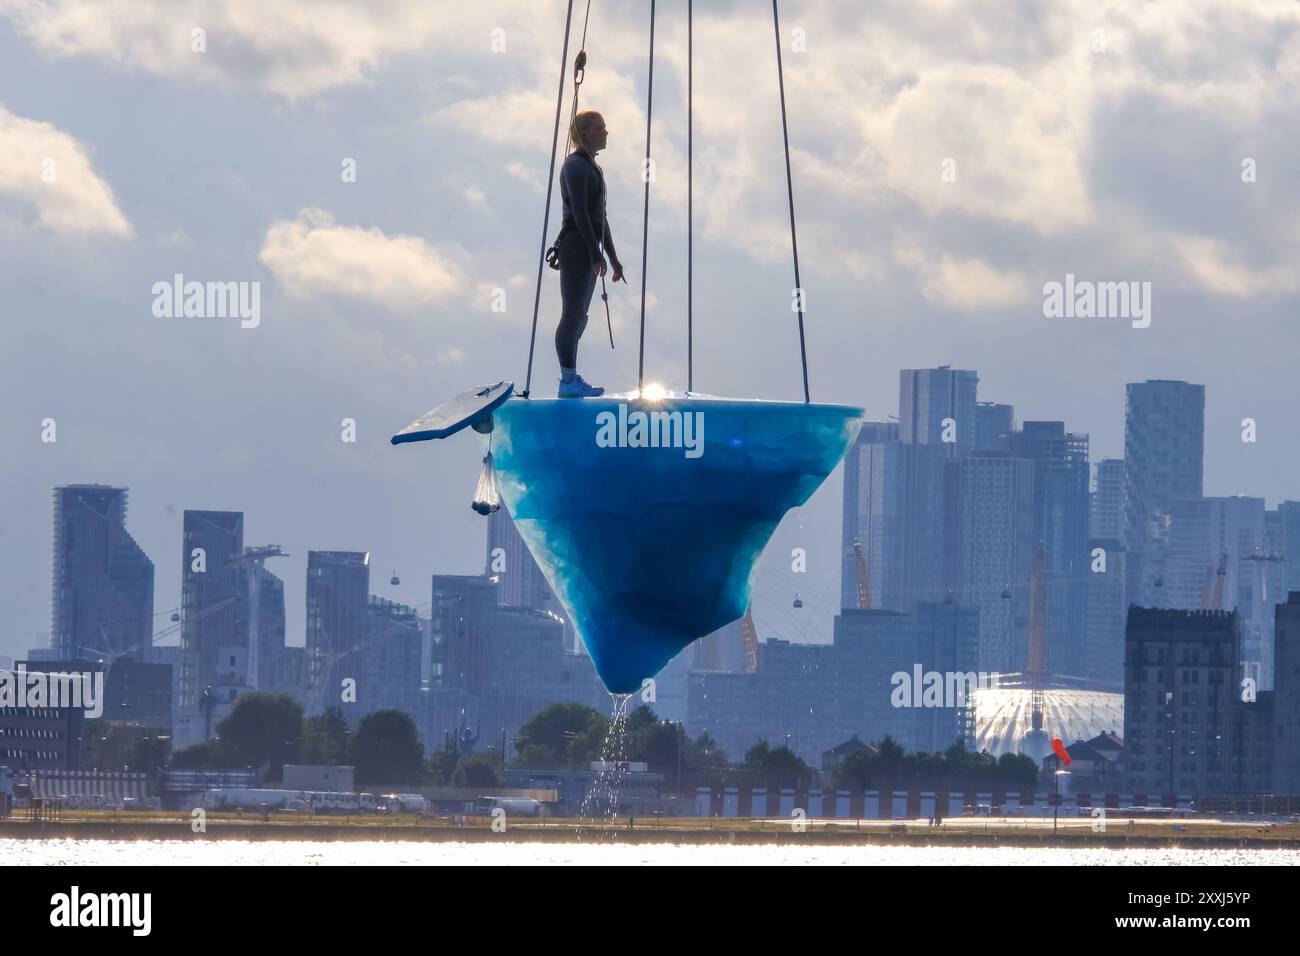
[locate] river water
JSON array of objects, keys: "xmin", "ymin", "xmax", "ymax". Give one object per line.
[{"xmin": 5, "ymin": 840, "xmax": 1297, "ymax": 866}]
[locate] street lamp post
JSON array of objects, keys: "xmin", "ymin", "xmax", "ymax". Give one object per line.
[{"xmin": 1053, "ymin": 769, "xmax": 1067, "ymax": 834}]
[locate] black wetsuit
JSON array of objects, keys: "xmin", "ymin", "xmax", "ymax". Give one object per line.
[{"xmin": 555, "ymin": 149, "xmax": 618, "ymax": 370}]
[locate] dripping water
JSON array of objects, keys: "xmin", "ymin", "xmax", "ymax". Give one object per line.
[{"xmin": 579, "ymin": 692, "xmax": 632, "ymax": 823}]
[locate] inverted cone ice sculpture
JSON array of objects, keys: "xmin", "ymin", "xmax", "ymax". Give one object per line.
[{"xmin": 491, "ymin": 392, "xmax": 863, "ymax": 693}]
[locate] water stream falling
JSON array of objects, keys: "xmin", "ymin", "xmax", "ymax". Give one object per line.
[{"xmin": 579, "ymin": 692, "xmax": 632, "ymax": 822}]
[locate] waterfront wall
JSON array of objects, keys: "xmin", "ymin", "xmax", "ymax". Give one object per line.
[{"xmin": 693, "ymin": 787, "xmax": 1194, "ymax": 819}]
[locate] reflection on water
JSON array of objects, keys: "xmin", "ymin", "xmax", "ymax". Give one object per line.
[{"xmin": 6, "ymin": 840, "xmax": 1296, "ymax": 866}]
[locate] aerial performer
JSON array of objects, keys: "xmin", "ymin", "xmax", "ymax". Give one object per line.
[
  {"xmin": 392, "ymin": 0, "xmax": 863, "ymax": 697},
  {"xmin": 554, "ymin": 109, "xmax": 625, "ymax": 398}
]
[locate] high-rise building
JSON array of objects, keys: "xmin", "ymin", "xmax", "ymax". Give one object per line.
[
  {"xmin": 1273, "ymin": 593, "xmax": 1300, "ymax": 794},
  {"xmin": 688, "ymin": 639, "xmax": 837, "ymax": 766},
  {"xmin": 841, "ymin": 421, "xmax": 902, "ymax": 610},
  {"xmin": 839, "ymin": 420, "xmax": 947, "ymax": 612},
  {"xmin": 1089, "ymin": 466, "xmax": 1127, "ymax": 688},
  {"xmin": 486, "ymin": 504, "xmax": 553, "ymax": 612},
  {"xmin": 1091, "ymin": 458, "xmax": 1125, "ymax": 541},
  {"xmin": 1123, "ymin": 381, "xmax": 1205, "ymax": 608},
  {"xmin": 428, "ymin": 574, "xmax": 498, "ymax": 689},
  {"xmin": 690, "ymin": 619, "xmax": 751, "ymax": 673},
  {"xmin": 150, "ymin": 645, "xmax": 182, "ymax": 711},
  {"xmin": 1122, "ymin": 607, "xmax": 1242, "ymax": 796},
  {"xmin": 1085, "ymin": 538, "xmax": 1126, "ymax": 686},
  {"xmin": 686, "ymin": 601, "xmax": 980, "ymax": 764},
  {"xmin": 899, "ymin": 367, "xmax": 978, "ymax": 456},
  {"xmin": 1164, "ymin": 497, "xmax": 1273, "ymax": 684},
  {"xmin": 943, "ymin": 453, "xmax": 1035, "ymax": 673},
  {"xmin": 0, "ymin": 659, "xmax": 104, "ymax": 771},
  {"xmin": 425, "ymin": 574, "xmax": 607, "ymax": 756},
  {"xmin": 179, "ymin": 511, "xmax": 243, "ymax": 709},
  {"xmin": 232, "ymin": 547, "xmax": 289, "ymax": 691},
  {"xmin": 1011, "ymin": 422, "xmax": 1091, "ymax": 676},
  {"xmin": 485, "ymin": 505, "xmax": 576, "ymax": 652},
  {"xmin": 358, "ymin": 596, "xmax": 423, "ymax": 723},
  {"xmin": 250, "ymin": 564, "xmax": 288, "ymax": 694},
  {"xmin": 103, "ymin": 657, "xmax": 172, "ymax": 731},
  {"xmin": 1270, "ymin": 502, "xmax": 1300, "ymax": 596},
  {"xmin": 976, "ymin": 403, "xmax": 1015, "ymax": 452},
  {"xmin": 305, "ymin": 550, "xmax": 370, "ymax": 716},
  {"xmin": 50, "ymin": 485, "xmax": 155, "ymax": 662},
  {"xmin": 303, "ymin": 552, "xmax": 424, "ymax": 727}
]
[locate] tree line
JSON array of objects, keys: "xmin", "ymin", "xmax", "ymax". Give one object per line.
[{"xmin": 81, "ymin": 693, "xmax": 1040, "ymax": 793}]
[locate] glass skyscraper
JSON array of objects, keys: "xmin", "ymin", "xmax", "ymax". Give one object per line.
[{"xmin": 50, "ymin": 485, "xmax": 154, "ymax": 663}]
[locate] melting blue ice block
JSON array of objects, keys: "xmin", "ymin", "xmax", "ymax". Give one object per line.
[{"xmin": 491, "ymin": 392, "xmax": 863, "ymax": 693}]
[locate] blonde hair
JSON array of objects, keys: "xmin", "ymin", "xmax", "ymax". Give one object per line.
[{"xmin": 569, "ymin": 109, "xmax": 605, "ymax": 153}]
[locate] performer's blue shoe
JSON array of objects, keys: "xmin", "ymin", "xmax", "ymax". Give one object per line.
[{"xmin": 558, "ymin": 374, "xmax": 605, "ymax": 398}]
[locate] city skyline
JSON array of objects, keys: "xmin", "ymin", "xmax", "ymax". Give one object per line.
[
  {"xmin": 14, "ymin": 371, "xmax": 1299, "ymax": 667},
  {"xmin": 6, "ymin": 2, "xmax": 1300, "ymax": 675}
]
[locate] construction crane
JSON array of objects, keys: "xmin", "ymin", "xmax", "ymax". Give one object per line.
[
  {"xmin": 79, "ymin": 594, "xmax": 239, "ymax": 660},
  {"xmin": 1199, "ymin": 560, "xmax": 1216, "ymax": 610},
  {"xmin": 739, "ymin": 605, "xmax": 760, "ymax": 674},
  {"xmin": 1027, "ymin": 547, "xmax": 1049, "ymax": 740},
  {"xmin": 1196, "ymin": 553, "xmax": 1228, "ymax": 610},
  {"xmin": 852, "ymin": 538, "xmax": 871, "ymax": 610},
  {"xmin": 1210, "ymin": 550, "xmax": 1228, "ymax": 610}
]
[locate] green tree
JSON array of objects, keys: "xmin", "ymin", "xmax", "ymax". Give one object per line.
[
  {"xmin": 742, "ymin": 740, "xmax": 810, "ymax": 789},
  {"xmin": 641, "ymin": 721, "xmax": 687, "ymax": 772},
  {"xmin": 452, "ymin": 753, "xmax": 500, "ymax": 788},
  {"xmin": 214, "ymin": 692, "xmax": 304, "ymax": 774},
  {"xmin": 837, "ymin": 746, "xmax": 875, "ymax": 789},
  {"xmin": 428, "ymin": 748, "xmax": 459, "ymax": 786},
  {"xmin": 170, "ymin": 739, "xmax": 236, "ymax": 769},
  {"xmin": 303, "ymin": 706, "xmax": 351, "ymax": 765},
  {"xmin": 688, "ymin": 732, "xmax": 728, "ymax": 770},
  {"xmin": 874, "ymin": 735, "xmax": 906, "ymax": 770},
  {"xmin": 996, "ymin": 751, "xmax": 1040, "ymax": 788},
  {"xmin": 624, "ymin": 706, "xmax": 688, "ymax": 773},
  {"xmin": 351, "ymin": 709, "xmax": 424, "ymax": 784},
  {"xmin": 514, "ymin": 703, "xmax": 606, "ymax": 769},
  {"xmin": 682, "ymin": 732, "xmax": 729, "ymax": 789}
]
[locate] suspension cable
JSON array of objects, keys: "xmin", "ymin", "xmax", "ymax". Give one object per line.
[
  {"xmin": 522, "ymin": 0, "xmax": 577, "ymax": 400},
  {"xmin": 564, "ymin": 0, "xmax": 593, "ymax": 162},
  {"xmin": 771, "ymin": 0, "xmax": 811, "ymax": 403},
  {"xmin": 637, "ymin": 0, "xmax": 657, "ymax": 392},
  {"xmin": 564, "ymin": 0, "xmax": 614, "ymax": 351},
  {"xmin": 687, "ymin": 0, "xmax": 693, "ymax": 393}
]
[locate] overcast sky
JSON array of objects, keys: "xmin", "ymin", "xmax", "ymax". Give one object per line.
[{"xmin": 4, "ymin": 0, "xmax": 1300, "ymax": 661}]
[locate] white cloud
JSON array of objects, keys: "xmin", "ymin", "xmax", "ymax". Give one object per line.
[
  {"xmin": 10, "ymin": 0, "xmax": 1300, "ymax": 309},
  {"xmin": 899, "ymin": 246, "xmax": 1033, "ymax": 312},
  {"xmin": 0, "ymin": 102, "xmax": 131, "ymax": 235},
  {"xmin": 0, "ymin": 0, "xmax": 554, "ymax": 99},
  {"xmin": 1172, "ymin": 235, "xmax": 1300, "ymax": 298},
  {"xmin": 259, "ymin": 207, "xmax": 464, "ymax": 310}
]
